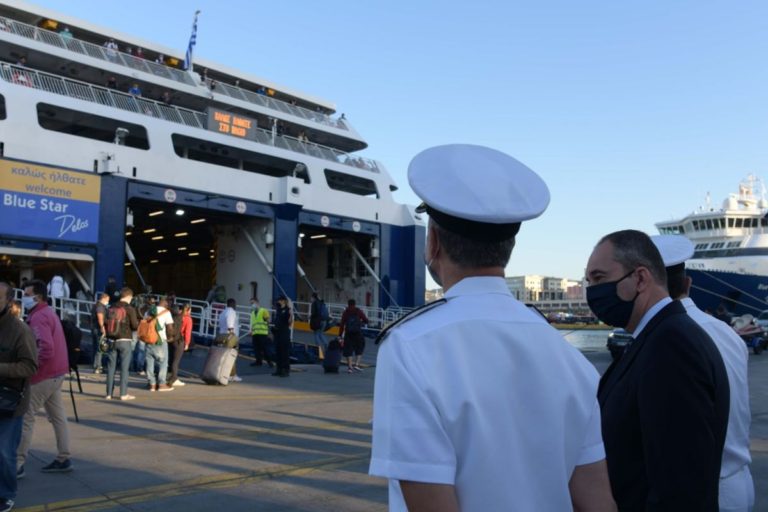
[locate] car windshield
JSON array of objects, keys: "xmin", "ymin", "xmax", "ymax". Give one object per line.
[{"xmin": 759, "ymin": 311, "xmax": 768, "ymax": 321}]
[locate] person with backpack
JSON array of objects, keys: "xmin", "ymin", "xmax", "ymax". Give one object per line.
[
  {"xmin": 143, "ymin": 298, "xmax": 174, "ymax": 392},
  {"xmin": 339, "ymin": 299, "xmax": 369, "ymax": 374},
  {"xmin": 271, "ymin": 295, "xmax": 293, "ymax": 378},
  {"xmin": 104, "ymin": 287, "xmax": 140, "ymax": 401},
  {"xmin": 309, "ymin": 293, "xmax": 329, "ymax": 358}
]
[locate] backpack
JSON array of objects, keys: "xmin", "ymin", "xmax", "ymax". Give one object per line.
[
  {"xmin": 105, "ymin": 304, "xmax": 127, "ymax": 339},
  {"xmin": 137, "ymin": 317, "xmax": 159, "ymax": 344},
  {"xmin": 345, "ymin": 311, "xmax": 362, "ymax": 334},
  {"xmin": 60, "ymin": 319, "xmax": 82, "ymax": 370},
  {"xmin": 319, "ymin": 301, "xmax": 329, "ymax": 321}
]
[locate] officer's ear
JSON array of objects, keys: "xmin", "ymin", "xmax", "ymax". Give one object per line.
[{"xmin": 426, "ymin": 221, "xmax": 441, "ymax": 260}]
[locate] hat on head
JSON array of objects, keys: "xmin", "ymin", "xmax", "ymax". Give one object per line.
[
  {"xmin": 650, "ymin": 234, "xmax": 694, "ymax": 268},
  {"xmin": 409, "ymin": 144, "xmax": 550, "ymax": 242}
]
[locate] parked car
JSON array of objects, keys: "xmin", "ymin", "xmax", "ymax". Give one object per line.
[
  {"xmin": 607, "ymin": 328, "xmax": 633, "ymax": 361},
  {"xmin": 754, "ymin": 310, "xmax": 768, "ymax": 331}
]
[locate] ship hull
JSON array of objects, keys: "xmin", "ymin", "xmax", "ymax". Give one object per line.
[{"xmin": 687, "ymin": 268, "xmax": 768, "ymax": 317}]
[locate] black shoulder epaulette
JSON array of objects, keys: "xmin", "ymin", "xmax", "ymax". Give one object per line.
[{"xmin": 375, "ymin": 298, "xmax": 448, "ymax": 345}]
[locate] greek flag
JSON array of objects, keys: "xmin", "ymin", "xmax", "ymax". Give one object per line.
[{"xmin": 183, "ymin": 10, "xmax": 201, "ymax": 71}]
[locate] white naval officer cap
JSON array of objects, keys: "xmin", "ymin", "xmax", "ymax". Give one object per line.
[
  {"xmin": 650, "ymin": 234, "xmax": 695, "ymax": 268},
  {"xmin": 409, "ymin": 144, "xmax": 550, "ymax": 242}
]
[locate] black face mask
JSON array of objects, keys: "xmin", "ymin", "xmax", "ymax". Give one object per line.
[{"xmin": 586, "ymin": 269, "xmax": 638, "ymax": 328}]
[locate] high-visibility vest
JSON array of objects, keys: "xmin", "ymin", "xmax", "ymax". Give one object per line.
[{"xmin": 250, "ymin": 308, "xmax": 269, "ymax": 335}]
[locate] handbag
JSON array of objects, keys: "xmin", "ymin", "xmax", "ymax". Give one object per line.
[
  {"xmin": 99, "ymin": 336, "xmax": 115, "ymax": 353},
  {"xmin": 0, "ymin": 385, "xmax": 22, "ymax": 414}
]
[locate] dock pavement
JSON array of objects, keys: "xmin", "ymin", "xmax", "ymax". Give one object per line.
[{"xmin": 13, "ymin": 334, "xmax": 768, "ymax": 511}]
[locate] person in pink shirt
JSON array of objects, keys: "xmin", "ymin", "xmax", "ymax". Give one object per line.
[{"xmin": 18, "ymin": 280, "xmax": 72, "ymax": 476}]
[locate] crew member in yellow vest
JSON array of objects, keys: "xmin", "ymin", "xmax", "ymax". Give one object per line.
[{"xmin": 249, "ymin": 298, "xmax": 273, "ymax": 368}]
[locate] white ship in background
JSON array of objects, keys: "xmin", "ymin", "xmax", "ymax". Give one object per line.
[{"xmin": 656, "ymin": 175, "xmax": 768, "ymax": 316}]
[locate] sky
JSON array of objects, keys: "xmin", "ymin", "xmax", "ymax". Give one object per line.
[{"xmin": 29, "ymin": 0, "xmax": 768, "ymax": 286}]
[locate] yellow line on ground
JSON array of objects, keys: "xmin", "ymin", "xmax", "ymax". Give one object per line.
[{"xmin": 16, "ymin": 453, "xmax": 370, "ymax": 512}]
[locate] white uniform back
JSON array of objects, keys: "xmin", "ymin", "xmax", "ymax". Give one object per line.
[
  {"xmin": 370, "ymin": 277, "xmax": 604, "ymax": 511},
  {"xmin": 681, "ymin": 298, "xmax": 753, "ymax": 510}
]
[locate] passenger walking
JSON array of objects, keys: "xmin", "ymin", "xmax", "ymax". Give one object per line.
[
  {"xmin": 369, "ymin": 144, "xmax": 615, "ymax": 511},
  {"xmin": 105, "ymin": 288, "xmax": 139, "ymax": 401},
  {"xmin": 249, "ymin": 298, "xmax": 273, "ymax": 367},
  {"xmin": 339, "ymin": 299, "xmax": 368, "ymax": 373},
  {"xmin": 0, "ymin": 282, "xmax": 37, "ymax": 512},
  {"xmin": 309, "ymin": 293, "xmax": 329, "ymax": 357},
  {"xmin": 271, "ymin": 296, "xmax": 292, "ymax": 378},
  {"xmin": 145, "ymin": 298, "xmax": 174, "ymax": 392},
  {"xmin": 586, "ymin": 229, "xmax": 729, "ymax": 510},
  {"xmin": 166, "ymin": 305, "xmax": 187, "ymax": 387},
  {"xmin": 218, "ymin": 299, "xmax": 242, "ymax": 382},
  {"xmin": 46, "ymin": 275, "xmax": 69, "ymax": 309},
  {"xmin": 180, "ymin": 303, "xmax": 193, "ymax": 351},
  {"xmin": 91, "ymin": 293, "xmax": 109, "ymax": 374},
  {"xmin": 652, "ymin": 235, "xmax": 754, "ymax": 511},
  {"xmin": 17, "ymin": 280, "xmax": 73, "ymax": 475}
]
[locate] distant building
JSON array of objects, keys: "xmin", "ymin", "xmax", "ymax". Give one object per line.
[
  {"xmin": 425, "ymin": 288, "xmax": 444, "ymax": 302},
  {"xmin": 506, "ymin": 275, "xmax": 576, "ymax": 301}
]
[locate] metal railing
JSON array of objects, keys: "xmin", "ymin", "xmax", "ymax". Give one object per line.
[
  {"xmin": 0, "ymin": 63, "xmax": 382, "ymax": 172},
  {"xmin": 0, "ymin": 15, "xmax": 349, "ymax": 131}
]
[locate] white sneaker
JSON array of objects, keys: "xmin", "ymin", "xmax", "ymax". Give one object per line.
[
  {"xmin": 230, "ymin": 375, "xmax": 243, "ymax": 383},
  {"xmin": 172, "ymin": 379, "xmax": 185, "ymax": 387},
  {"xmin": 120, "ymin": 394, "xmax": 136, "ymax": 401}
]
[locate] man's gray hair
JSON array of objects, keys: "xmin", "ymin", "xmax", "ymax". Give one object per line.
[
  {"xmin": 433, "ymin": 221, "xmax": 515, "ymax": 268},
  {"xmin": 599, "ymin": 230, "xmax": 667, "ymax": 285}
]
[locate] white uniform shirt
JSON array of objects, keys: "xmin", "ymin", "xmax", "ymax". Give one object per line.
[
  {"xmin": 680, "ymin": 298, "xmax": 752, "ymax": 478},
  {"xmin": 369, "ymin": 277, "xmax": 605, "ymax": 511},
  {"xmin": 154, "ymin": 306, "xmax": 174, "ymax": 343},
  {"xmin": 218, "ymin": 307, "xmax": 239, "ymax": 337},
  {"xmin": 47, "ymin": 275, "xmax": 69, "ymax": 299}
]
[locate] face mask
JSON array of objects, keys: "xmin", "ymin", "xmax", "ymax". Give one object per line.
[
  {"xmin": 21, "ymin": 296, "xmax": 36, "ymax": 310},
  {"xmin": 586, "ymin": 269, "xmax": 638, "ymax": 328}
]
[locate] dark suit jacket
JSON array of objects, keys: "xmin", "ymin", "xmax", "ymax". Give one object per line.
[{"xmin": 598, "ymin": 300, "xmax": 729, "ymax": 511}]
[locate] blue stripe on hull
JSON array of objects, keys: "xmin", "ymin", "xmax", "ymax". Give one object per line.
[{"xmin": 688, "ymin": 269, "xmax": 768, "ymax": 316}]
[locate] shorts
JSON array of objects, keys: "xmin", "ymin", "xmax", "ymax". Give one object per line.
[{"xmin": 342, "ymin": 332, "xmax": 365, "ymax": 357}]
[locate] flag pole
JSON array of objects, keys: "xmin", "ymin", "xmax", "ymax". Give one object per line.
[{"xmin": 183, "ymin": 10, "xmax": 201, "ymax": 71}]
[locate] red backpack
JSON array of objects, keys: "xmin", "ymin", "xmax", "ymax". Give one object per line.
[{"xmin": 105, "ymin": 304, "xmax": 127, "ymax": 339}]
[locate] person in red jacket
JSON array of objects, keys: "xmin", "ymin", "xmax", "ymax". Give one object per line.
[
  {"xmin": 180, "ymin": 304, "xmax": 193, "ymax": 351},
  {"xmin": 18, "ymin": 279, "xmax": 72, "ymax": 476},
  {"xmin": 339, "ymin": 299, "xmax": 369, "ymax": 373}
]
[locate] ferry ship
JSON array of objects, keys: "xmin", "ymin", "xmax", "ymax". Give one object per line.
[
  {"xmin": 656, "ymin": 175, "xmax": 768, "ymax": 317},
  {"xmin": 0, "ymin": 1, "xmax": 425, "ymax": 325}
]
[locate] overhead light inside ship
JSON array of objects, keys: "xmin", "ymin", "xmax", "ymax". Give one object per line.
[
  {"xmin": 189, "ymin": 252, "xmax": 200, "ymax": 256},
  {"xmin": 143, "ymin": 228, "xmax": 156, "ymax": 234},
  {"xmin": 175, "ymin": 232, "xmax": 188, "ymax": 237},
  {"xmin": 158, "ymin": 249, "xmax": 167, "ymax": 254},
  {"xmin": 151, "ymin": 236, "xmax": 164, "ymax": 241},
  {"xmin": 149, "ymin": 211, "xmax": 164, "ymax": 217},
  {"xmin": 150, "ymin": 259, "xmax": 159, "ymax": 264},
  {"xmin": 178, "ymin": 247, "xmax": 187, "ymax": 251},
  {"xmin": 190, "ymin": 218, "xmax": 206, "ymax": 224},
  {"xmin": 310, "ymin": 234, "xmax": 327, "ymax": 239},
  {"xmin": 124, "ymin": 262, "xmax": 131, "ymax": 267},
  {"xmin": 125, "ymin": 232, "xmax": 132, "ymax": 236},
  {"xmin": 176, "ymin": 209, "xmax": 185, "ymax": 216},
  {"xmin": 299, "ymin": 233, "xmax": 306, "ymax": 238}
]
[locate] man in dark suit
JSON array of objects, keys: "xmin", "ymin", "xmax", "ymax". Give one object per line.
[{"xmin": 585, "ymin": 229, "xmax": 729, "ymax": 511}]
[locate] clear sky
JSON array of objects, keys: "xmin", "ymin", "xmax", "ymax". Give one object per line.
[{"xmin": 29, "ymin": 0, "xmax": 768, "ymax": 286}]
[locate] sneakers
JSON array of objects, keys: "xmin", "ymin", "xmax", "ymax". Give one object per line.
[
  {"xmin": 93, "ymin": 368, "xmax": 102, "ymax": 374},
  {"xmin": 353, "ymin": 366, "xmax": 363, "ymax": 372},
  {"xmin": 0, "ymin": 498, "xmax": 13, "ymax": 512},
  {"xmin": 16, "ymin": 465, "xmax": 24, "ymax": 480},
  {"xmin": 119, "ymin": 395, "xmax": 135, "ymax": 401},
  {"xmin": 171, "ymin": 379, "xmax": 185, "ymax": 387},
  {"xmin": 105, "ymin": 395, "xmax": 112, "ymax": 400},
  {"xmin": 230, "ymin": 375, "xmax": 243, "ymax": 383},
  {"xmin": 138, "ymin": 371, "xmax": 146, "ymax": 376},
  {"xmin": 42, "ymin": 459, "xmax": 73, "ymax": 473},
  {"xmin": 347, "ymin": 367, "xmax": 354, "ymax": 374},
  {"xmin": 148, "ymin": 384, "xmax": 157, "ymax": 392},
  {"xmin": 157, "ymin": 384, "xmax": 174, "ymax": 392}
]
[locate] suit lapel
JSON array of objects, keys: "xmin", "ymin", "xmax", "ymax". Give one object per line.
[{"xmin": 598, "ymin": 301, "xmax": 684, "ymax": 405}]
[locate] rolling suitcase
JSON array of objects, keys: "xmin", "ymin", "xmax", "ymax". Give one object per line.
[{"xmin": 201, "ymin": 345, "xmax": 238, "ymax": 385}]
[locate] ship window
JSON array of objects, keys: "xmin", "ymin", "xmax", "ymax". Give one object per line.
[
  {"xmin": 0, "ymin": 94, "xmax": 5, "ymax": 120},
  {"xmin": 695, "ymin": 243, "xmax": 709, "ymax": 250},
  {"xmin": 753, "ymin": 218, "xmax": 759, "ymax": 228},
  {"xmin": 324, "ymin": 169, "xmax": 379, "ymax": 197},
  {"xmin": 728, "ymin": 217, "xmax": 734, "ymax": 228},
  {"xmin": 171, "ymin": 134, "xmax": 310, "ymax": 183},
  {"xmin": 762, "ymin": 218, "xmax": 768, "ymax": 227},
  {"xmin": 36, "ymin": 103, "xmax": 150, "ymax": 150},
  {"xmin": 727, "ymin": 241, "xmax": 741, "ymax": 248},
  {"xmin": 678, "ymin": 225, "xmax": 685, "ymax": 234},
  {"xmin": 711, "ymin": 242, "xmax": 724, "ymax": 249},
  {"xmin": 735, "ymin": 218, "xmax": 743, "ymax": 228},
  {"xmin": 692, "ymin": 220, "xmax": 699, "ymax": 230},
  {"xmin": 705, "ymin": 219, "xmax": 713, "ymax": 230}
]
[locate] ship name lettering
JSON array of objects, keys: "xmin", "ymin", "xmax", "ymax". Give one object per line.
[{"xmin": 55, "ymin": 214, "xmax": 89, "ymax": 238}]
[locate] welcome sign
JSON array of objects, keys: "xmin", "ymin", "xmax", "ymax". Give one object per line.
[{"xmin": 0, "ymin": 159, "xmax": 101, "ymax": 244}]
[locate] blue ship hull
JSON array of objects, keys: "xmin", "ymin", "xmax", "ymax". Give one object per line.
[{"xmin": 688, "ymin": 269, "xmax": 768, "ymax": 317}]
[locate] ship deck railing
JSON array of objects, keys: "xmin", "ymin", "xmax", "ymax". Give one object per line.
[
  {"xmin": 0, "ymin": 63, "xmax": 382, "ymax": 173},
  {"xmin": 0, "ymin": 15, "xmax": 350, "ymax": 132}
]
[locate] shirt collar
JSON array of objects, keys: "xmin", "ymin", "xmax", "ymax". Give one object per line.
[
  {"xmin": 631, "ymin": 297, "xmax": 673, "ymax": 338},
  {"xmin": 444, "ymin": 276, "xmax": 512, "ymax": 299}
]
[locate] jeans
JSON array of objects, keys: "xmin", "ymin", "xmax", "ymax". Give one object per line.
[
  {"xmin": 17, "ymin": 376, "xmax": 71, "ymax": 468},
  {"xmin": 0, "ymin": 416, "xmax": 22, "ymax": 500},
  {"xmin": 132, "ymin": 336, "xmax": 146, "ymax": 373},
  {"xmin": 106, "ymin": 339, "xmax": 132, "ymax": 397},
  {"xmin": 145, "ymin": 342, "xmax": 168, "ymax": 386},
  {"xmin": 92, "ymin": 329, "xmax": 105, "ymax": 370},
  {"xmin": 312, "ymin": 328, "xmax": 327, "ymax": 354}
]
